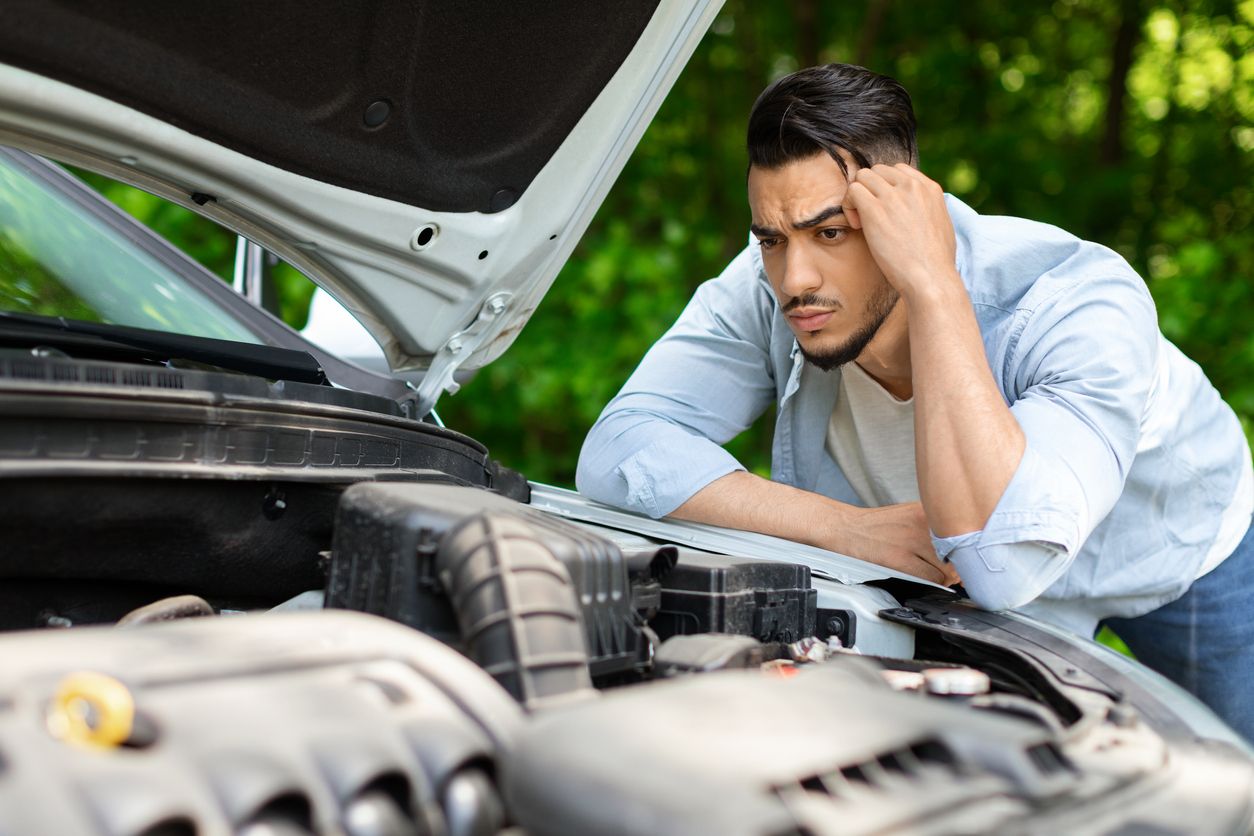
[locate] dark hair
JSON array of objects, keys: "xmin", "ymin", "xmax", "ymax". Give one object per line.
[{"xmin": 747, "ymin": 63, "xmax": 917, "ymax": 177}]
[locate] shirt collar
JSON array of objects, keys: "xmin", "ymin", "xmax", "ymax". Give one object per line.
[{"xmin": 944, "ymin": 192, "xmax": 975, "ymax": 284}]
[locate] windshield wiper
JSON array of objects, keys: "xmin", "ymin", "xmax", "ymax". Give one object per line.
[{"xmin": 0, "ymin": 311, "xmax": 327, "ymax": 384}]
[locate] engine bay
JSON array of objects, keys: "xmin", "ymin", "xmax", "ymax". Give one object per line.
[{"xmin": 1, "ymin": 359, "xmax": 1252, "ymax": 836}]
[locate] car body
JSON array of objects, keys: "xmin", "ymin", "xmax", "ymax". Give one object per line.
[{"xmin": 0, "ymin": 3, "xmax": 1251, "ymax": 835}]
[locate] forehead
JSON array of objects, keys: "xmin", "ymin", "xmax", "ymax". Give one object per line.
[{"xmin": 747, "ymin": 153, "xmax": 854, "ymax": 222}]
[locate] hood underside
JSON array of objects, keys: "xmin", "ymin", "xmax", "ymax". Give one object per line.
[
  {"xmin": 1, "ymin": 1, "xmax": 658, "ymax": 214},
  {"xmin": 0, "ymin": 0, "xmax": 722, "ymax": 408}
]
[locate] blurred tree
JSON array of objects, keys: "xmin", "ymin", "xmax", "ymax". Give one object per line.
[{"xmin": 441, "ymin": 0, "xmax": 1254, "ymax": 487}]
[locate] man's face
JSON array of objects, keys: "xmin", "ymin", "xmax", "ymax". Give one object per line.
[{"xmin": 748, "ymin": 153, "xmax": 899, "ymax": 371}]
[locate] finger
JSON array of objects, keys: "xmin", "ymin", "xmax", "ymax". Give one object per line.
[
  {"xmin": 869, "ymin": 163, "xmax": 908, "ymax": 185},
  {"xmin": 844, "ymin": 181, "xmax": 884, "ymax": 225},
  {"xmin": 888, "ymin": 549, "xmax": 948, "ymax": 585},
  {"xmin": 876, "ymin": 548, "xmax": 945, "ymax": 585},
  {"xmin": 912, "ymin": 559, "xmax": 948, "ymax": 585},
  {"xmin": 915, "ymin": 549, "xmax": 961, "ymax": 588},
  {"xmin": 916, "ymin": 552, "xmax": 952, "ymax": 581},
  {"xmin": 843, "ymin": 203, "xmax": 862, "ymax": 230},
  {"xmin": 896, "ymin": 164, "xmax": 947, "ymax": 198},
  {"xmin": 893, "ymin": 162, "xmax": 928, "ymax": 182},
  {"xmin": 852, "ymin": 166, "xmax": 892, "ymax": 196},
  {"xmin": 906, "ymin": 533, "xmax": 944, "ymax": 569},
  {"xmin": 922, "ymin": 556, "xmax": 960, "ymax": 587}
]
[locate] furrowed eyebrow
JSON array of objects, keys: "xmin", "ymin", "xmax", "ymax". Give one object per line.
[
  {"xmin": 793, "ymin": 205, "xmax": 845, "ymax": 229},
  {"xmin": 750, "ymin": 204, "xmax": 846, "ymax": 238}
]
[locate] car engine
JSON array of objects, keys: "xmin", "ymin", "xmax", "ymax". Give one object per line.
[{"xmin": 1, "ymin": 346, "xmax": 1252, "ymax": 836}]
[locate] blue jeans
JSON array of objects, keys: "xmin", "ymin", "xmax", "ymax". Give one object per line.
[{"xmin": 1102, "ymin": 517, "xmax": 1254, "ymax": 743}]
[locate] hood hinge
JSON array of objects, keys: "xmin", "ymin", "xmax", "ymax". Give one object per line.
[{"xmin": 414, "ymin": 291, "xmax": 513, "ymax": 417}]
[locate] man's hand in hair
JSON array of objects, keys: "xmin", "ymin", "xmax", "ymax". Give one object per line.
[{"xmin": 841, "ymin": 163, "xmax": 960, "ymax": 298}]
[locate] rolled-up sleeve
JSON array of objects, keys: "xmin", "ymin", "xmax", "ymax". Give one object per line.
[
  {"xmin": 577, "ymin": 248, "xmax": 777, "ymax": 518},
  {"xmin": 935, "ymin": 268, "xmax": 1159, "ymax": 611}
]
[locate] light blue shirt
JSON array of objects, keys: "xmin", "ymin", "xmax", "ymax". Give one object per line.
[{"xmin": 577, "ymin": 195, "xmax": 1253, "ymax": 636}]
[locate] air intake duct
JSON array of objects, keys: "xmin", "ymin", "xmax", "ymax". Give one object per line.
[
  {"xmin": 435, "ymin": 511, "xmax": 594, "ymax": 708},
  {"xmin": 326, "ymin": 483, "xmax": 660, "ymax": 706}
]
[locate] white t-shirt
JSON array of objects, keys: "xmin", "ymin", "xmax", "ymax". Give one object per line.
[{"xmin": 824, "ymin": 362, "xmax": 919, "ymax": 507}]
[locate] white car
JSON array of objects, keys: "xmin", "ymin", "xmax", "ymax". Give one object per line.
[{"xmin": 0, "ymin": 3, "xmax": 1250, "ymax": 835}]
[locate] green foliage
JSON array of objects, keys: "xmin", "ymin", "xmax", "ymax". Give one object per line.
[{"xmin": 442, "ymin": 0, "xmax": 1254, "ymax": 486}]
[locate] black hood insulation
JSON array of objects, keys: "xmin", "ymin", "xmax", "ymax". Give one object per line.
[{"xmin": 0, "ymin": 0, "xmax": 659, "ymax": 213}]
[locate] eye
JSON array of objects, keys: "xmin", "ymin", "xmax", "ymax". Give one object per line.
[
  {"xmin": 757, "ymin": 237, "xmax": 781, "ymax": 250},
  {"xmin": 818, "ymin": 227, "xmax": 848, "ymax": 242}
]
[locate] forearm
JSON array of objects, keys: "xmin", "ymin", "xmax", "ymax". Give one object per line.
[
  {"xmin": 905, "ymin": 278, "xmax": 1025, "ymax": 536},
  {"xmin": 671, "ymin": 471, "xmax": 957, "ymax": 584},
  {"xmin": 670, "ymin": 470, "xmax": 854, "ymax": 549}
]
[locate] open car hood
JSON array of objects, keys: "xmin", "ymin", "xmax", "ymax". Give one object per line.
[{"xmin": 0, "ymin": 1, "xmax": 722, "ymax": 411}]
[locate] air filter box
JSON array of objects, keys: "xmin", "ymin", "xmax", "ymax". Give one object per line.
[
  {"xmin": 326, "ymin": 482, "xmax": 652, "ymax": 680},
  {"xmin": 653, "ymin": 551, "xmax": 816, "ymax": 643}
]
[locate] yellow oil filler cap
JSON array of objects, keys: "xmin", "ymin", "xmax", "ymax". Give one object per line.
[{"xmin": 46, "ymin": 672, "xmax": 135, "ymax": 748}]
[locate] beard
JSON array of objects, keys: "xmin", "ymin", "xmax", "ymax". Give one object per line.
[{"xmin": 791, "ymin": 282, "xmax": 900, "ymax": 372}]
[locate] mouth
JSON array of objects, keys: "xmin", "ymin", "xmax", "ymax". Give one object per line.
[{"xmin": 788, "ymin": 310, "xmax": 834, "ymax": 332}]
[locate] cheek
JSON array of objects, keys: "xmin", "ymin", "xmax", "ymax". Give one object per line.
[
  {"xmin": 823, "ymin": 239, "xmax": 881, "ymax": 290},
  {"xmin": 760, "ymin": 255, "xmax": 787, "ymax": 300},
  {"xmin": 851, "ymin": 235, "xmax": 881, "ymax": 271}
]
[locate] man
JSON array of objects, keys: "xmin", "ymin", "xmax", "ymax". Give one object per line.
[{"xmin": 577, "ymin": 63, "xmax": 1254, "ymax": 737}]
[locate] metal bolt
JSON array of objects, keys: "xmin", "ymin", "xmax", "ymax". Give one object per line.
[
  {"xmin": 486, "ymin": 298, "xmax": 505, "ymax": 315},
  {"xmin": 825, "ymin": 616, "xmax": 846, "ymax": 636},
  {"xmin": 447, "ymin": 337, "xmax": 463, "ymax": 354}
]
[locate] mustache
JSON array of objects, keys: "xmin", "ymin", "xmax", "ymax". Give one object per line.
[{"xmin": 782, "ymin": 293, "xmax": 843, "ymax": 314}]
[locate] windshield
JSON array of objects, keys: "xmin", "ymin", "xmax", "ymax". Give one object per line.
[{"xmin": 0, "ymin": 151, "xmax": 260, "ymax": 344}]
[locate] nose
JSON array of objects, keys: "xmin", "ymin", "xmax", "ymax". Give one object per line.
[{"xmin": 778, "ymin": 239, "xmax": 823, "ymax": 301}]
